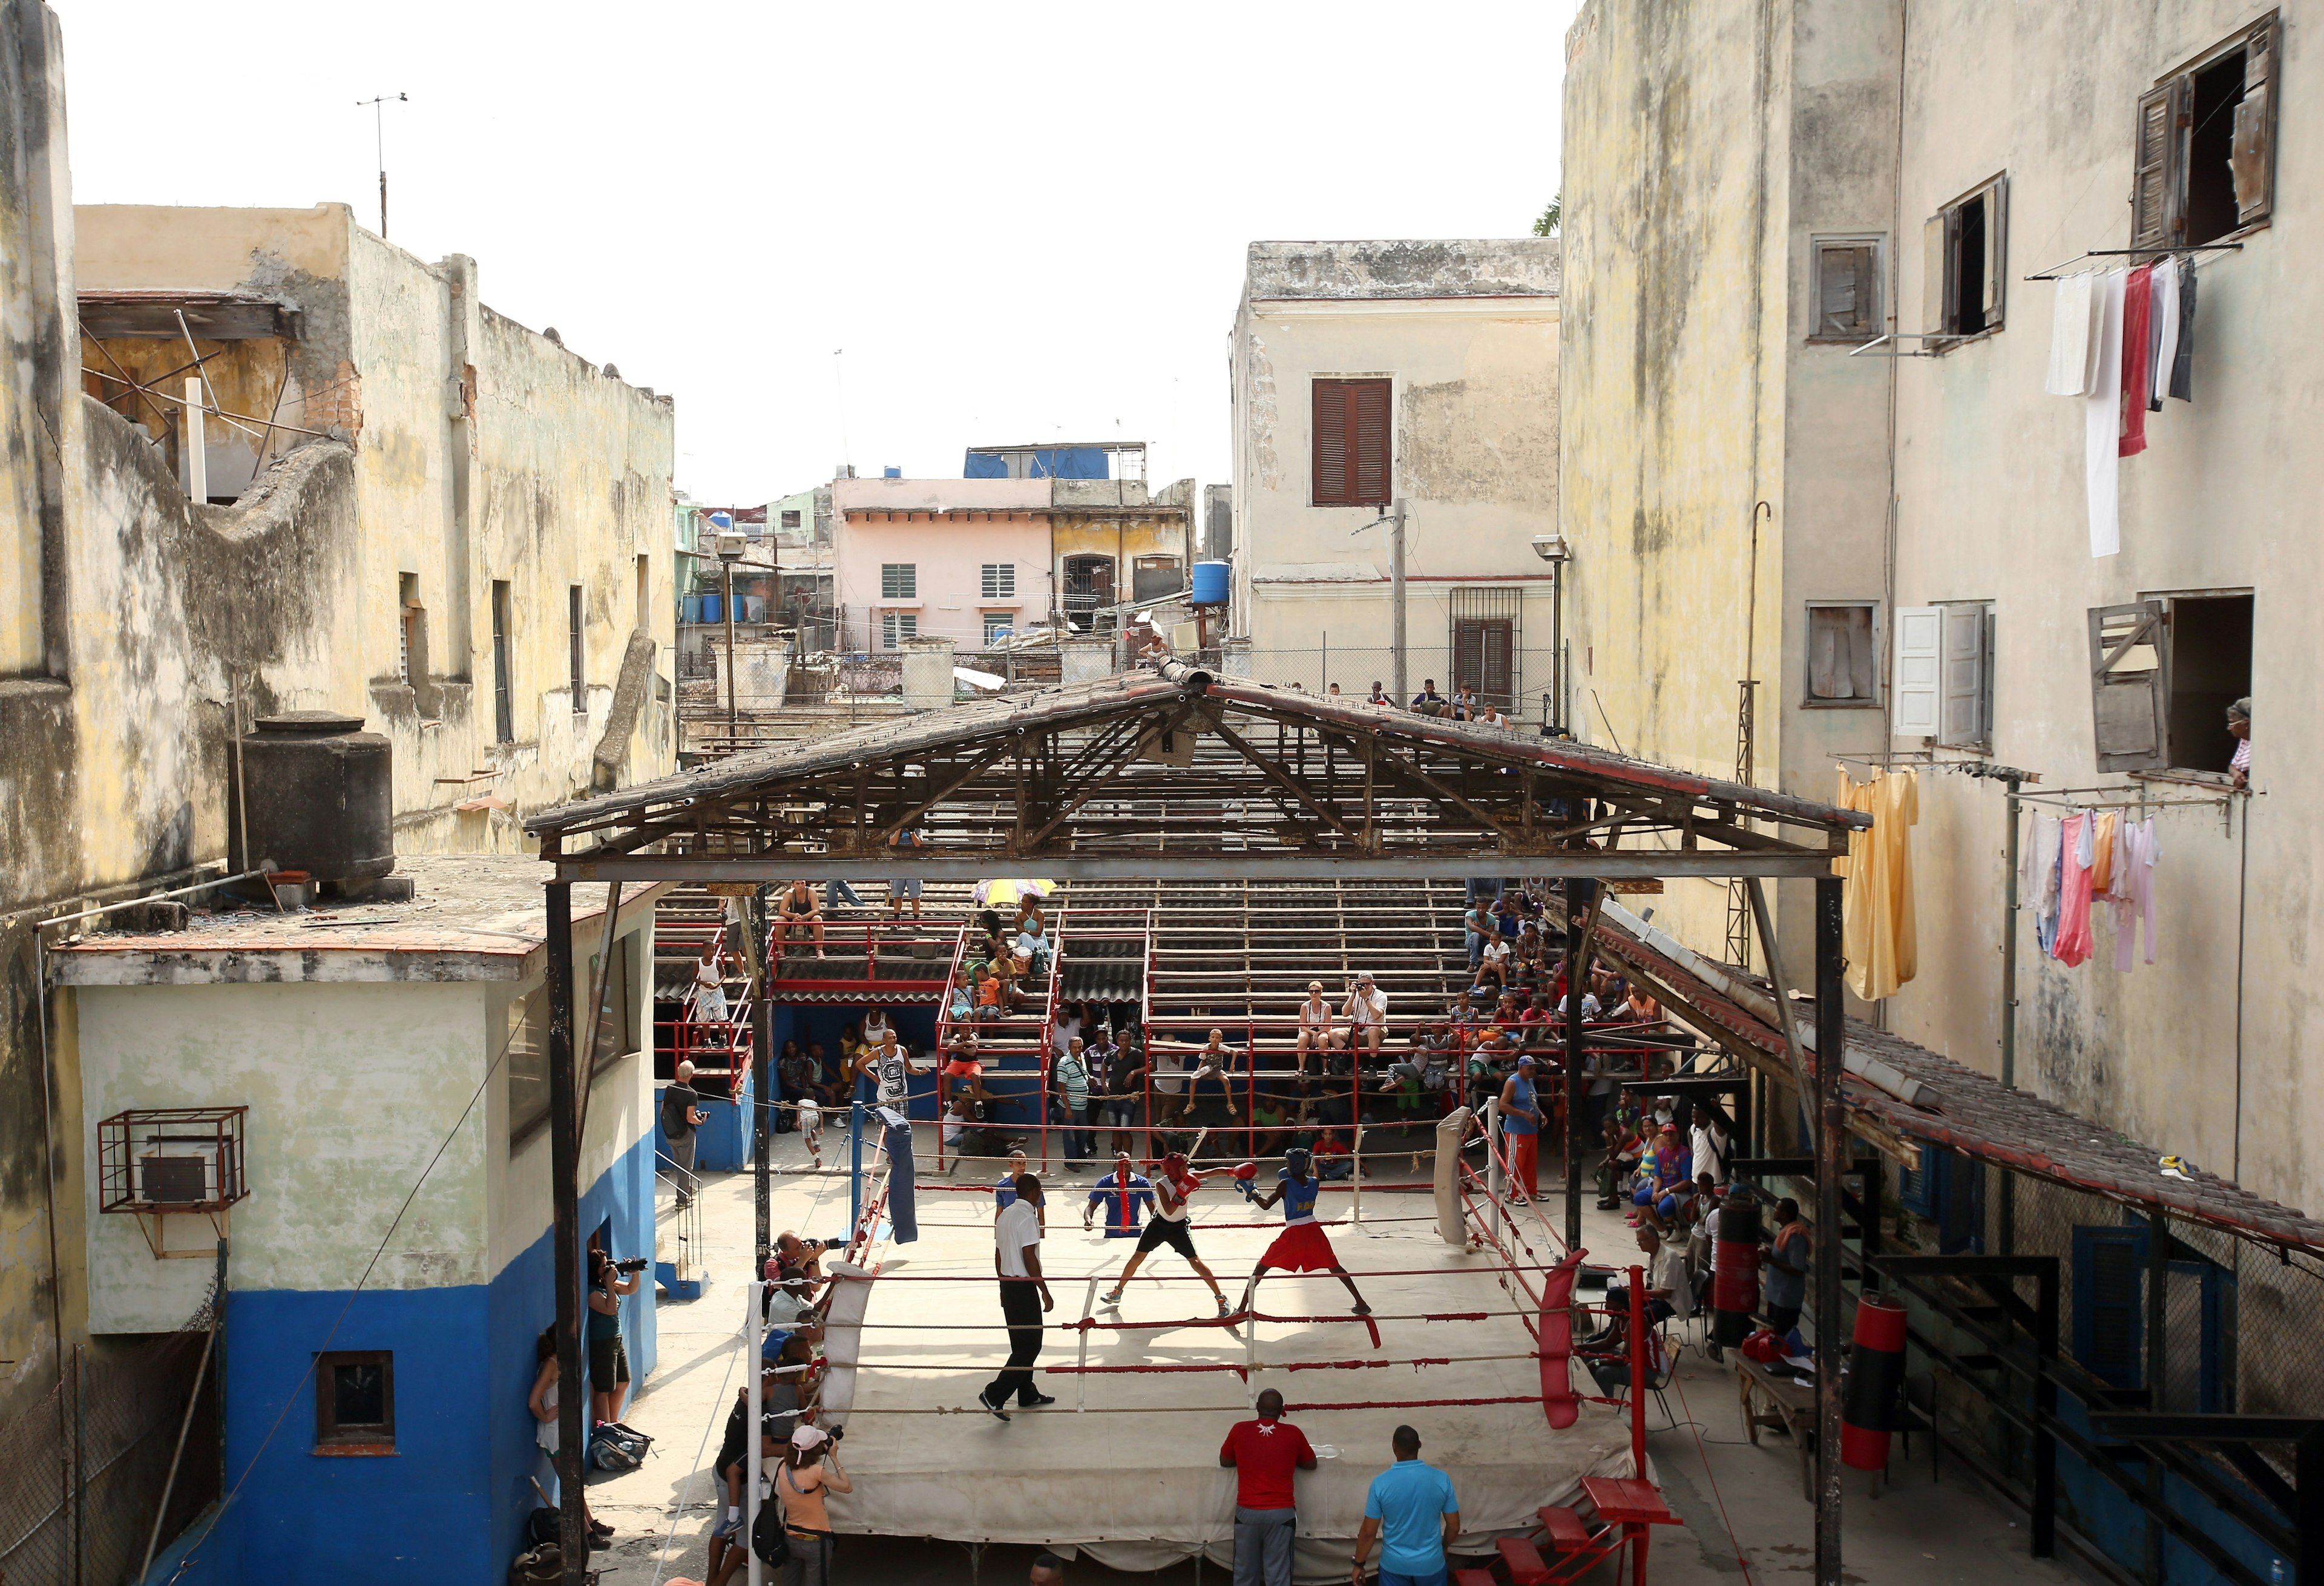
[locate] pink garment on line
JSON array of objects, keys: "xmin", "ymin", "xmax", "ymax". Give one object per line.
[
  {"xmin": 2053, "ymin": 813, "xmax": 2096, "ymax": 967},
  {"xmin": 2120, "ymin": 265, "xmax": 2153, "ymax": 458},
  {"xmin": 2112, "ymin": 815, "xmax": 2160, "ymax": 971}
]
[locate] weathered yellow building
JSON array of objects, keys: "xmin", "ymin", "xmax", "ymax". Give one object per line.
[{"xmin": 0, "ymin": 0, "xmax": 676, "ymax": 1427}]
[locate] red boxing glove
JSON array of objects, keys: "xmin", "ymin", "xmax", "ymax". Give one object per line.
[
  {"xmin": 1170, "ymin": 1173, "xmax": 1203, "ymax": 1201},
  {"xmin": 1230, "ymin": 1161, "xmax": 1259, "ymax": 1182}
]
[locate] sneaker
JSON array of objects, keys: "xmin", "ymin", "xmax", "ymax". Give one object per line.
[
  {"xmin": 1099, "ymin": 1288, "xmax": 1124, "ymax": 1307},
  {"xmin": 1351, "ymin": 1300, "xmax": 1373, "ymax": 1317},
  {"xmin": 1215, "ymin": 1296, "xmax": 1233, "ymax": 1318},
  {"xmin": 976, "ymin": 1390, "xmax": 1012, "ymax": 1423},
  {"xmin": 1017, "ymin": 1392, "xmax": 1058, "ymax": 1409}
]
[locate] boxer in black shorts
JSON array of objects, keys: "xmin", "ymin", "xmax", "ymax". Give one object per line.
[{"xmin": 1098, "ymin": 1151, "xmax": 1231, "ymax": 1317}]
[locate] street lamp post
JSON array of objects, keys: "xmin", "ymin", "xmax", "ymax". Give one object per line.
[{"xmin": 715, "ymin": 522, "xmax": 746, "ymax": 748}]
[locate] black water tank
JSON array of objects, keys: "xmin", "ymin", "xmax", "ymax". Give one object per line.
[{"xmin": 226, "ymin": 711, "xmax": 394, "ymax": 881}]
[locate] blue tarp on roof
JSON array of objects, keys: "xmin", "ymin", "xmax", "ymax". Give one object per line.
[{"xmin": 963, "ymin": 447, "xmax": 1109, "ymax": 480}]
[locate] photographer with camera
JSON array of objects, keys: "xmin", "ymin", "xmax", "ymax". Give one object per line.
[{"xmin": 586, "ymin": 1231, "xmax": 646, "ymax": 1424}]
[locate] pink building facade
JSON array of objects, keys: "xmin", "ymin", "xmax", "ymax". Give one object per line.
[{"xmin": 830, "ymin": 477, "xmax": 1057, "ymax": 651}]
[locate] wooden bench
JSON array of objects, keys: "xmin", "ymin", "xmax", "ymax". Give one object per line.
[{"xmin": 1736, "ymin": 1352, "xmax": 1817, "ymax": 1502}]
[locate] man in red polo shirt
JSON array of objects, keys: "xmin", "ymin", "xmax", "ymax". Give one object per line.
[{"xmin": 1219, "ymin": 1388, "xmax": 1317, "ymax": 1586}]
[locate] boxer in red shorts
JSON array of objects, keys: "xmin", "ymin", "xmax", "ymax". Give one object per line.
[{"xmin": 1242, "ymin": 1148, "xmax": 1370, "ymax": 1321}]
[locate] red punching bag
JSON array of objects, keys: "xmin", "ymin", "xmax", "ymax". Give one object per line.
[
  {"xmin": 1711, "ymin": 1192, "xmax": 1761, "ymax": 1347},
  {"xmin": 1841, "ymin": 1294, "xmax": 1908, "ymax": 1470}
]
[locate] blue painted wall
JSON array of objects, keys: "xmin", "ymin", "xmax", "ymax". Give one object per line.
[
  {"xmin": 176, "ymin": 1135, "xmax": 657, "ymax": 1585},
  {"xmin": 963, "ymin": 446, "xmax": 1108, "ymax": 479}
]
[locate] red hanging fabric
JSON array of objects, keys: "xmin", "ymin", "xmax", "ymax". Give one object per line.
[{"xmin": 2119, "ymin": 263, "xmax": 2154, "ymax": 458}]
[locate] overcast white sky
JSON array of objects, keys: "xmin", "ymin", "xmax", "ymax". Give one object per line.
[{"xmin": 56, "ymin": 1, "xmax": 1578, "ymax": 505}]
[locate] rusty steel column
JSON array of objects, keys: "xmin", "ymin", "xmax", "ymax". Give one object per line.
[
  {"xmin": 545, "ymin": 880, "xmax": 588, "ymax": 1584},
  {"xmin": 1813, "ymin": 877, "xmax": 1846, "ymax": 1586}
]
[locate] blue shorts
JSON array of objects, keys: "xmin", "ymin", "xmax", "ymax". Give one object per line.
[
  {"xmin": 1381, "ymin": 1569, "xmax": 1449, "ymax": 1586},
  {"xmin": 1656, "ymin": 1194, "xmax": 1679, "ymax": 1220},
  {"xmin": 1632, "ymin": 1182, "xmax": 1655, "ymax": 1207}
]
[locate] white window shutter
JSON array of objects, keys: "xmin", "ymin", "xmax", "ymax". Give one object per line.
[
  {"xmin": 1942, "ymin": 605, "xmax": 1985, "ymax": 746},
  {"xmin": 1892, "ymin": 606, "xmax": 1942, "ymax": 736}
]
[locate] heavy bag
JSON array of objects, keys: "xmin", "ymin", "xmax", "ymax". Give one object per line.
[
  {"xmin": 1840, "ymin": 1294, "xmax": 1908, "ymax": 1470},
  {"xmin": 1711, "ymin": 1193, "xmax": 1762, "ymax": 1346}
]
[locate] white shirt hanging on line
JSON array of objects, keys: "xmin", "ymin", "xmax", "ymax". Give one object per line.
[
  {"xmin": 2046, "ymin": 271, "xmax": 2096, "ymax": 396},
  {"xmin": 2084, "ymin": 270, "xmax": 2128, "ymax": 558}
]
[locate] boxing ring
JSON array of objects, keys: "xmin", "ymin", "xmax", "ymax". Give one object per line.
[{"xmin": 778, "ymin": 1109, "xmax": 1671, "ymax": 1581}]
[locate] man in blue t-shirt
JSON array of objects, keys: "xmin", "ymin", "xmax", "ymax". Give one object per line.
[{"xmin": 1351, "ymin": 1425, "xmax": 1460, "ymax": 1586}]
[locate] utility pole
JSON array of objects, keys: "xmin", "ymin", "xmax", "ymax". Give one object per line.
[
  {"xmin": 357, "ymin": 93, "xmax": 407, "ymax": 237},
  {"xmin": 1352, "ymin": 498, "xmax": 1409, "ymax": 704},
  {"xmin": 1389, "ymin": 498, "xmax": 1407, "ymax": 706}
]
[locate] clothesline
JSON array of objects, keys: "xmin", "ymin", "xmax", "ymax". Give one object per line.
[
  {"xmin": 2024, "ymin": 240, "xmax": 2242, "ymax": 283},
  {"xmin": 2015, "ymin": 790, "xmax": 2236, "ymax": 816}
]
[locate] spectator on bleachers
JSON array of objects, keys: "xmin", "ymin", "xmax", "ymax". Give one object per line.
[
  {"xmin": 1312, "ymin": 1128, "xmax": 1353, "ymax": 1180},
  {"xmin": 1014, "ymin": 916, "xmax": 1052, "ymax": 979},
  {"xmin": 1248, "ymin": 1085, "xmax": 1291, "ymax": 1157},
  {"xmin": 1411, "ymin": 679, "xmax": 1446, "ymax": 714},
  {"xmin": 940, "ymin": 1028, "xmax": 991, "ymax": 1108},
  {"xmin": 1463, "ymin": 898, "xmax": 1497, "ymax": 972},
  {"xmin": 862, "ymin": 1008, "xmax": 894, "ymax": 1050},
  {"xmin": 775, "ymin": 880, "xmax": 827, "ymax": 958},
  {"xmin": 1294, "ymin": 981, "xmax": 1337, "ymax": 1074},
  {"xmin": 1097, "ymin": 1036, "xmax": 1144, "ymax": 1158},
  {"xmin": 974, "ymin": 961, "xmax": 1011, "ymax": 1021},
  {"xmin": 1449, "ymin": 683, "xmax": 1478, "ymax": 721},
  {"xmin": 887, "ymin": 828, "xmax": 927, "ymax": 919},
  {"xmin": 1342, "ymin": 975, "xmax": 1388, "ymax": 1062},
  {"xmin": 1052, "ymin": 1002, "xmax": 1083, "ymax": 1060},
  {"xmin": 1054, "ymin": 1036, "xmax": 1093, "ymax": 1168},
  {"xmin": 804, "ymin": 1042, "xmax": 849, "ymax": 1108},
  {"xmin": 1367, "ymin": 680, "xmax": 1391, "ymax": 705},
  {"xmin": 1167, "ymin": 1029, "xmax": 1243, "ymax": 1123}
]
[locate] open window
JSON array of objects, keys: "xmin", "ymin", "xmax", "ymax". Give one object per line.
[
  {"xmin": 1809, "ymin": 236, "xmax": 1883, "ymax": 342},
  {"xmin": 2087, "ymin": 594, "xmax": 2251, "ymax": 774},
  {"xmin": 1922, "ymin": 176, "xmax": 2008, "ymax": 342},
  {"xmin": 1805, "ymin": 601, "xmax": 1880, "ymax": 708},
  {"xmin": 2134, "ymin": 15, "xmax": 2279, "ymax": 250}
]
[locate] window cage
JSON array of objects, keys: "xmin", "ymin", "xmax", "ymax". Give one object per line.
[{"xmin": 98, "ymin": 1106, "xmax": 249, "ymax": 1259}]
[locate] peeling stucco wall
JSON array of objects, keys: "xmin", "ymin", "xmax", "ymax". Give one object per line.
[
  {"xmin": 1559, "ymin": 0, "xmax": 1899, "ymax": 959},
  {"xmin": 1, "ymin": 5, "xmax": 677, "ymax": 1422},
  {"xmin": 1230, "ymin": 239, "xmax": 1561, "ymax": 702}
]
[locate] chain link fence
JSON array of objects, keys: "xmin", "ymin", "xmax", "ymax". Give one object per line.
[
  {"xmin": 1223, "ymin": 646, "xmax": 1573, "ymax": 732},
  {"xmin": 0, "ymin": 1277, "xmax": 222, "ymax": 1586}
]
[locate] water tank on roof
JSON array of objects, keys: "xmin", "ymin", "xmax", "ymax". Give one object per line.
[
  {"xmin": 225, "ymin": 711, "xmax": 393, "ymax": 882},
  {"xmin": 1191, "ymin": 561, "xmax": 1232, "ymax": 607}
]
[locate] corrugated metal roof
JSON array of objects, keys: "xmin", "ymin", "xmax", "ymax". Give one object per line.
[{"xmin": 1594, "ymin": 918, "xmax": 2324, "ymax": 1259}]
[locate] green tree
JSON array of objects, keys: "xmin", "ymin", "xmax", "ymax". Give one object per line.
[{"xmin": 1532, "ymin": 192, "xmax": 1561, "ymax": 236}]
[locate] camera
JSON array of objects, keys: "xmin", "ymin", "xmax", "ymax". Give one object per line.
[{"xmin": 613, "ymin": 1256, "xmax": 651, "ymax": 1275}]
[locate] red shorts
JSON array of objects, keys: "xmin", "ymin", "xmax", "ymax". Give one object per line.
[
  {"xmin": 944, "ymin": 1059, "xmax": 983, "ymax": 1078},
  {"xmin": 1261, "ymin": 1222, "xmax": 1339, "ymax": 1273}
]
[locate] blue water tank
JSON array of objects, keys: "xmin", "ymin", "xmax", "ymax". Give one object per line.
[
  {"xmin": 1191, "ymin": 561, "xmax": 1231, "ymax": 607},
  {"xmin": 883, "ymin": 466, "xmax": 902, "ymax": 479},
  {"xmin": 700, "ymin": 593, "xmax": 722, "ymax": 624},
  {"xmin": 680, "ymin": 593, "xmax": 701, "ymax": 625}
]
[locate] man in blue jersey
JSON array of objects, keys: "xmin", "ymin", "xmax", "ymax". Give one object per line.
[
  {"xmin": 1243, "ymin": 1148, "xmax": 1370, "ymax": 1324},
  {"xmin": 1083, "ymin": 1153, "xmax": 1154, "ymax": 1240},
  {"xmin": 995, "ymin": 1149, "xmax": 1046, "ymax": 1232}
]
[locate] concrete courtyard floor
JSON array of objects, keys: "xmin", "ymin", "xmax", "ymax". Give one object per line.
[{"xmin": 582, "ymin": 1136, "xmax": 2081, "ymax": 1585}]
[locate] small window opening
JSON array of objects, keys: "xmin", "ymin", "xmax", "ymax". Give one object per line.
[
  {"xmin": 2165, "ymin": 594, "xmax": 2253, "ymax": 775},
  {"xmin": 2185, "ymin": 48, "xmax": 2249, "ymax": 246},
  {"xmin": 1952, "ymin": 195, "xmax": 1988, "ymax": 336}
]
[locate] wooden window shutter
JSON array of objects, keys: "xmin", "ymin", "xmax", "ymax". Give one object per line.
[
  {"xmin": 1891, "ymin": 605, "xmax": 1942, "ymax": 736},
  {"xmin": 2130, "ymin": 81, "xmax": 2183, "ymax": 250},
  {"xmin": 2231, "ymin": 16, "xmax": 2279, "ymax": 226},
  {"xmin": 1816, "ymin": 243, "xmax": 1877, "ymax": 339},
  {"xmin": 1312, "ymin": 378, "xmax": 1391, "ymax": 506},
  {"xmin": 1312, "ymin": 380, "xmax": 1351, "ymax": 505},
  {"xmin": 1940, "ymin": 604, "xmax": 1986, "ymax": 746},
  {"xmin": 1922, "ymin": 215, "xmax": 1948, "ymax": 332},
  {"xmin": 2087, "ymin": 599, "xmax": 2170, "ymax": 771},
  {"xmin": 1981, "ymin": 176, "xmax": 2008, "ymax": 328},
  {"xmin": 1351, "ymin": 379, "xmax": 1391, "ymax": 504}
]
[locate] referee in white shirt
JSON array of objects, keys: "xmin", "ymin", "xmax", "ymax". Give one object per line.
[{"xmin": 979, "ymin": 1174, "xmax": 1055, "ymax": 1421}]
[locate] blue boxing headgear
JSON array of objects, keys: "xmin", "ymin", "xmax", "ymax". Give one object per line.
[{"xmin": 1284, "ymin": 1147, "xmax": 1312, "ymax": 1178}]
